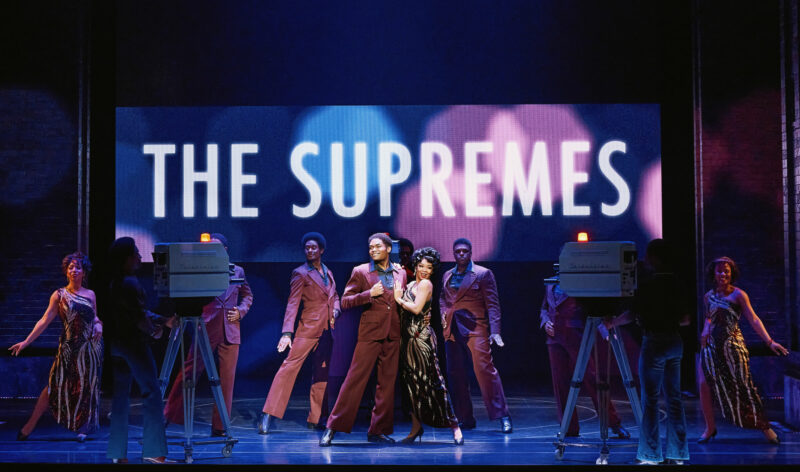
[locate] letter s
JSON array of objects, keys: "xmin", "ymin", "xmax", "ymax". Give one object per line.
[{"xmin": 290, "ymin": 142, "xmax": 322, "ymax": 218}]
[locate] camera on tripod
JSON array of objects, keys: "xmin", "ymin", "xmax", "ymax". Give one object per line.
[
  {"xmin": 153, "ymin": 239, "xmax": 243, "ymax": 460},
  {"xmin": 152, "ymin": 241, "xmax": 242, "ymax": 316},
  {"xmin": 550, "ymin": 240, "xmax": 643, "ymax": 462}
]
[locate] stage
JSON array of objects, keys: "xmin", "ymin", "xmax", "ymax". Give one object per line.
[{"xmin": 1, "ymin": 395, "xmax": 796, "ymax": 467}]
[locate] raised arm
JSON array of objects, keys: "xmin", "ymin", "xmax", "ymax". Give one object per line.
[
  {"xmin": 9, "ymin": 290, "xmax": 60, "ymax": 355},
  {"xmin": 737, "ymin": 288, "xmax": 788, "ymax": 355},
  {"xmin": 396, "ymin": 279, "xmax": 432, "ymax": 315},
  {"xmin": 341, "ymin": 268, "xmax": 373, "ymax": 310},
  {"xmin": 235, "ymin": 268, "xmax": 254, "ymax": 318}
]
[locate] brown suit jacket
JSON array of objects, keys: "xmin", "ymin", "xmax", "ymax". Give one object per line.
[
  {"xmin": 282, "ymin": 263, "xmax": 340, "ymax": 339},
  {"xmin": 539, "ymin": 284, "xmax": 586, "ymax": 345},
  {"xmin": 202, "ymin": 264, "xmax": 253, "ymax": 345},
  {"xmin": 440, "ymin": 263, "xmax": 501, "ymax": 340},
  {"xmin": 341, "ymin": 262, "xmax": 407, "ymax": 341}
]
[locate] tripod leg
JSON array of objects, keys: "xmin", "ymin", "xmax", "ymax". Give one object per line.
[
  {"xmin": 557, "ymin": 317, "xmax": 599, "ymax": 441},
  {"xmin": 596, "ymin": 338, "xmax": 610, "ymax": 460},
  {"xmin": 182, "ymin": 318, "xmax": 197, "ymax": 453},
  {"xmin": 196, "ymin": 319, "xmax": 234, "ymax": 438},
  {"xmin": 159, "ymin": 317, "xmax": 185, "ymax": 398},
  {"xmin": 608, "ymin": 327, "xmax": 642, "ymax": 425}
]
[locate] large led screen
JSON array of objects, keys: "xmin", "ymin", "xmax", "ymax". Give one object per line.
[{"xmin": 116, "ymin": 105, "xmax": 661, "ymax": 262}]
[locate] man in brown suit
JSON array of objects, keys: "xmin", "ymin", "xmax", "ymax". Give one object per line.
[
  {"xmin": 440, "ymin": 238, "xmax": 512, "ymax": 433},
  {"xmin": 319, "ymin": 233, "xmax": 407, "ymax": 446},
  {"xmin": 163, "ymin": 233, "xmax": 253, "ymax": 436},
  {"xmin": 541, "ymin": 282, "xmax": 630, "ymax": 438},
  {"xmin": 258, "ymin": 232, "xmax": 340, "ymax": 434}
]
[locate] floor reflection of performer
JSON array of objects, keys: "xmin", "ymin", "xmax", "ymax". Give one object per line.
[
  {"xmin": 9, "ymin": 252, "xmax": 103, "ymax": 442},
  {"xmin": 440, "ymin": 238, "xmax": 512, "ymax": 433},
  {"xmin": 540, "ymin": 283, "xmax": 631, "ymax": 439},
  {"xmin": 394, "ymin": 247, "xmax": 463, "ymax": 445},
  {"xmin": 259, "ymin": 232, "xmax": 338, "ymax": 434},
  {"xmin": 164, "ymin": 233, "xmax": 253, "ymax": 436},
  {"xmin": 320, "ymin": 233, "xmax": 407, "ymax": 446}
]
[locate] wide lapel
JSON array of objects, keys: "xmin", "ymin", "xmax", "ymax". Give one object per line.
[
  {"xmin": 364, "ymin": 265, "xmax": 381, "ymax": 298},
  {"xmin": 220, "ymin": 283, "xmax": 235, "ymax": 308},
  {"xmin": 442, "ymin": 268, "xmax": 454, "ymax": 292},
  {"xmin": 325, "ymin": 266, "xmax": 337, "ymax": 296},
  {"xmin": 548, "ymin": 285, "xmax": 569, "ymax": 308},
  {"xmin": 306, "ymin": 264, "xmax": 328, "ymax": 293},
  {"xmin": 454, "ymin": 270, "xmax": 476, "ymax": 302}
]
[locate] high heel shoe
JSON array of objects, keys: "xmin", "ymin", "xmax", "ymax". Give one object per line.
[
  {"xmin": 453, "ymin": 433, "xmax": 464, "ymax": 445},
  {"xmin": 764, "ymin": 429, "xmax": 780, "ymax": 445},
  {"xmin": 400, "ymin": 428, "xmax": 424, "ymax": 444},
  {"xmin": 16, "ymin": 429, "xmax": 29, "ymax": 441},
  {"xmin": 697, "ymin": 428, "xmax": 717, "ymax": 443}
]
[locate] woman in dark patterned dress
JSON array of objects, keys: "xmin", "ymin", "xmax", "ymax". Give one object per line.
[
  {"xmin": 698, "ymin": 257, "xmax": 788, "ymax": 444},
  {"xmin": 393, "ymin": 247, "xmax": 463, "ymax": 445},
  {"xmin": 9, "ymin": 252, "xmax": 103, "ymax": 441}
]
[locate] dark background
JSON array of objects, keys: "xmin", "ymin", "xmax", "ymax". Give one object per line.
[{"xmin": 1, "ymin": 0, "xmax": 789, "ymax": 405}]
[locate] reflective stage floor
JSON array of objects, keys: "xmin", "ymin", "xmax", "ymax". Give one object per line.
[{"xmin": 0, "ymin": 395, "xmax": 797, "ymax": 467}]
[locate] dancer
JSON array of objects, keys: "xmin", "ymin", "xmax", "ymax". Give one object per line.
[
  {"xmin": 320, "ymin": 233, "xmax": 407, "ymax": 446},
  {"xmin": 697, "ymin": 256, "xmax": 787, "ymax": 444},
  {"xmin": 259, "ymin": 232, "xmax": 338, "ymax": 433},
  {"xmin": 395, "ymin": 247, "xmax": 463, "ymax": 445},
  {"xmin": 105, "ymin": 237, "xmax": 174, "ymax": 464},
  {"xmin": 164, "ymin": 233, "xmax": 253, "ymax": 436},
  {"xmin": 440, "ymin": 238, "xmax": 512, "ymax": 433},
  {"xmin": 397, "ymin": 238, "xmax": 415, "ymax": 280},
  {"xmin": 9, "ymin": 251, "xmax": 103, "ymax": 442}
]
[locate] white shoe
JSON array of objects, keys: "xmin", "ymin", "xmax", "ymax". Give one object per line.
[{"xmin": 637, "ymin": 459, "xmax": 660, "ymax": 465}]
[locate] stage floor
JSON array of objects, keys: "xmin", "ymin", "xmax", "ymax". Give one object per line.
[{"xmin": 1, "ymin": 395, "xmax": 797, "ymax": 466}]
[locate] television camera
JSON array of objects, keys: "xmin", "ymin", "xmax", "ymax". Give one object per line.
[
  {"xmin": 152, "ymin": 241, "xmax": 240, "ymax": 463},
  {"xmin": 549, "ymin": 241, "xmax": 642, "ymax": 464}
]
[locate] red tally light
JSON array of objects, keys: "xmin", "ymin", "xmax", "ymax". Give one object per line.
[
  {"xmin": 577, "ymin": 232, "xmax": 589, "ymax": 242},
  {"xmin": 200, "ymin": 233, "xmax": 211, "ymax": 243}
]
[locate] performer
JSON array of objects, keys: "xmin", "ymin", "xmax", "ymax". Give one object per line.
[
  {"xmin": 397, "ymin": 238, "xmax": 415, "ymax": 280},
  {"xmin": 605, "ymin": 239, "xmax": 688, "ymax": 464},
  {"xmin": 106, "ymin": 237, "xmax": 174, "ymax": 464},
  {"xmin": 259, "ymin": 232, "xmax": 339, "ymax": 433},
  {"xmin": 164, "ymin": 233, "xmax": 253, "ymax": 436},
  {"xmin": 319, "ymin": 233, "xmax": 407, "ymax": 446},
  {"xmin": 440, "ymin": 238, "xmax": 512, "ymax": 433},
  {"xmin": 697, "ymin": 256, "xmax": 787, "ymax": 444},
  {"xmin": 9, "ymin": 251, "xmax": 103, "ymax": 442},
  {"xmin": 394, "ymin": 247, "xmax": 463, "ymax": 445},
  {"xmin": 540, "ymin": 283, "xmax": 630, "ymax": 439}
]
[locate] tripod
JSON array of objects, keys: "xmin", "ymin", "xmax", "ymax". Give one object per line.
[
  {"xmin": 553, "ymin": 316, "xmax": 642, "ymax": 465},
  {"xmin": 159, "ymin": 316, "xmax": 237, "ymax": 463}
]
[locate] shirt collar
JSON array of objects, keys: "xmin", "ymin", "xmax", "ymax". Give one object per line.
[
  {"xmin": 455, "ymin": 261, "xmax": 474, "ymax": 275},
  {"xmin": 370, "ymin": 259, "xmax": 395, "ymax": 273},
  {"xmin": 307, "ymin": 261, "xmax": 326, "ymax": 273}
]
